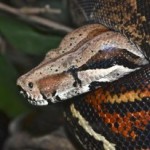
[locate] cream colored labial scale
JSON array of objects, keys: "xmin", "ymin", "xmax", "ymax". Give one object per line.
[{"xmin": 70, "ymin": 104, "xmax": 116, "ymax": 150}]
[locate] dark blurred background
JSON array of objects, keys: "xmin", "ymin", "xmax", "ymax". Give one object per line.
[
  {"xmin": 0, "ymin": 0, "xmax": 71, "ymax": 117},
  {"xmin": 0, "ymin": 0, "xmax": 84, "ymax": 149}
]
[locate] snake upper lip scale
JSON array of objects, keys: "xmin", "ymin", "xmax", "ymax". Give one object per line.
[
  {"xmin": 27, "ymin": 99, "xmax": 48, "ymax": 106},
  {"xmin": 18, "ymin": 86, "xmax": 49, "ymax": 106}
]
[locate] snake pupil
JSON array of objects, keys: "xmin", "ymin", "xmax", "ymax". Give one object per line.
[{"xmin": 28, "ymin": 82, "xmax": 33, "ymax": 88}]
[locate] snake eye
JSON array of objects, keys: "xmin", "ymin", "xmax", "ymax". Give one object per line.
[{"xmin": 28, "ymin": 82, "xmax": 33, "ymax": 88}]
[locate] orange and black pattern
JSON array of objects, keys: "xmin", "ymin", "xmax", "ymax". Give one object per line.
[
  {"xmin": 65, "ymin": 0, "xmax": 150, "ymax": 149},
  {"xmin": 65, "ymin": 64, "xmax": 150, "ymax": 149}
]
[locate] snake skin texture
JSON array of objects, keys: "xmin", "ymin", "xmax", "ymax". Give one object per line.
[
  {"xmin": 64, "ymin": 0, "xmax": 150, "ymax": 149},
  {"xmin": 72, "ymin": 0, "xmax": 150, "ymax": 59},
  {"xmin": 65, "ymin": 64, "xmax": 150, "ymax": 149}
]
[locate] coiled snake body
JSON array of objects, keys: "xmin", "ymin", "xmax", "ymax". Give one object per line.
[{"xmin": 17, "ymin": 0, "xmax": 150, "ymax": 149}]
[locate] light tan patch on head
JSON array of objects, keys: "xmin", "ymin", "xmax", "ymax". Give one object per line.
[{"xmin": 58, "ymin": 24, "xmax": 108, "ymax": 55}]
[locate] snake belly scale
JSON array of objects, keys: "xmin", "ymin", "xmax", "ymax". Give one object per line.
[{"xmin": 17, "ymin": 11, "xmax": 149, "ymax": 150}]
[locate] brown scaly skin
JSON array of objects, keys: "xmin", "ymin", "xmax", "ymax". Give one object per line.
[
  {"xmin": 64, "ymin": 0, "xmax": 150, "ymax": 149},
  {"xmin": 74, "ymin": 0, "xmax": 150, "ymax": 59}
]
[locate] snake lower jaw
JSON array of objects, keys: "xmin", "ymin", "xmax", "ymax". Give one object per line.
[
  {"xmin": 19, "ymin": 88, "xmax": 49, "ymax": 106},
  {"xmin": 27, "ymin": 99, "xmax": 48, "ymax": 106}
]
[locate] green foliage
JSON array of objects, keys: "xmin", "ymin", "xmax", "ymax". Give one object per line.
[
  {"xmin": 0, "ymin": 15, "xmax": 62, "ymax": 55},
  {"xmin": 0, "ymin": 11, "xmax": 65, "ymax": 117},
  {"xmin": 0, "ymin": 56, "xmax": 28, "ymax": 117}
]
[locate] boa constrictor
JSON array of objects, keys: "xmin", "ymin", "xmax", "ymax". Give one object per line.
[{"xmin": 17, "ymin": 0, "xmax": 150, "ymax": 149}]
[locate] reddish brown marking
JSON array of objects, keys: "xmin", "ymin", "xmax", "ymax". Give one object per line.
[
  {"xmin": 85, "ymin": 87, "xmax": 150, "ymax": 140},
  {"xmin": 87, "ymin": 28, "xmax": 108, "ymax": 38},
  {"xmin": 37, "ymin": 73, "xmax": 68, "ymax": 94}
]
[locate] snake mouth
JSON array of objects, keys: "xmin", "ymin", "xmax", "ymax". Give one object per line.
[
  {"xmin": 18, "ymin": 86, "xmax": 49, "ymax": 106},
  {"xmin": 27, "ymin": 99, "xmax": 48, "ymax": 106}
]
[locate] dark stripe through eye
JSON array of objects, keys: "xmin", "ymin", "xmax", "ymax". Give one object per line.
[
  {"xmin": 89, "ymin": 58, "xmax": 139, "ymax": 69},
  {"xmin": 78, "ymin": 48, "xmax": 142, "ymax": 71}
]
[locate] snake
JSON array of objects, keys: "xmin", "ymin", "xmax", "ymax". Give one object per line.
[{"xmin": 17, "ymin": 0, "xmax": 150, "ymax": 150}]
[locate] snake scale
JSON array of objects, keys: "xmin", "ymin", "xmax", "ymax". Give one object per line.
[{"xmin": 17, "ymin": 0, "xmax": 150, "ymax": 150}]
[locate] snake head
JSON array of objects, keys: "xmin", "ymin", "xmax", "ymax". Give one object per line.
[{"xmin": 17, "ymin": 24, "xmax": 148, "ymax": 106}]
